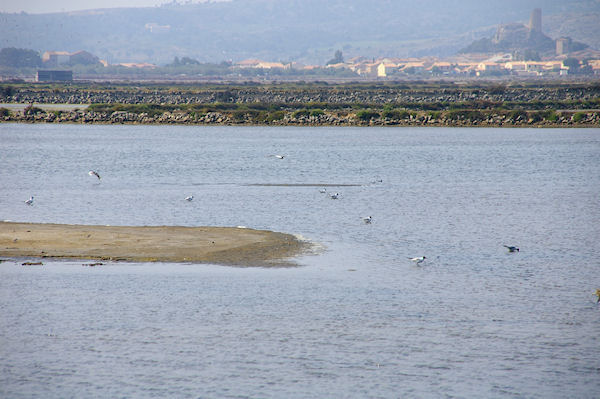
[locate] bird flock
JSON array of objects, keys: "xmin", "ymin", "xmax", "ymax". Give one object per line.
[
  {"xmin": 16, "ymin": 153, "xmax": 598, "ymax": 304},
  {"xmin": 316, "ymin": 178, "xmax": 525, "ymax": 267},
  {"xmin": 21, "ymin": 165, "xmax": 524, "ymax": 269},
  {"xmin": 23, "ymin": 162, "xmax": 518, "ymax": 269}
]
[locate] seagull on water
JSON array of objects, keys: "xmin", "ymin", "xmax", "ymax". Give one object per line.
[
  {"xmin": 330, "ymin": 192, "xmax": 339, "ymax": 199},
  {"xmin": 24, "ymin": 196, "xmax": 34, "ymax": 206},
  {"xmin": 504, "ymin": 245, "xmax": 519, "ymax": 252},
  {"xmin": 185, "ymin": 195, "xmax": 194, "ymax": 202},
  {"xmin": 362, "ymin": 216, "xmax": 372, "ymax": 224},
  {"xmin": 409, "ymin": 256, "xmax": 426, "ymax": 265},
  {"xmin": 88, "ymin": 170, "xmax": 101, "ymax": 180},
  {"xmin": 319, "ymin": 188, "xmax": 327, "ymax": 194},
  {"xmin": 273, "ymin": 154, "xmax": 285, "ymax": 159}
]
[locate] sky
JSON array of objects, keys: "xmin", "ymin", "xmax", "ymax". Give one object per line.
[{"xmin": 0, "ymin": 0, "xmax": 174, "ymax": 14}]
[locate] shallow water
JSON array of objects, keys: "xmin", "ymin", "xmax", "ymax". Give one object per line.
[{"xmin": 1, "ymin": 124, "xmax": 599, "ymax": 398}]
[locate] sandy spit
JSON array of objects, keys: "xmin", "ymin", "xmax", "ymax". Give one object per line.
[{"xmin": 0, "ymin": 222, "xmax": 308, "ymax": 267}]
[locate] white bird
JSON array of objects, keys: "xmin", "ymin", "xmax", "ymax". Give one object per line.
[
  {"xmin": 504, "ymin": 245, "xmax": 519, "ymax": 252},
  {"xmin": 274, "ymin": 154, "xmax": 285, "ymax": 159},
  {"xmin": 409, "ymin": 256, "xmax": 426, "ymax": 265},
  {"xmin": 88, "ymin": 170, "xmax": 101, "ymax": 180},
  {"xmin": 362, "ymin": 216, "xmax": 372, "ymax": 224},
  {"xmin": 330, "ymin": 192, "xmax": 339, "ymax": 199},
  {"xmin": 319, "ymin": 188, "xmax": 327, "ymax": 194},
  {"xmin": 185, "ymin": 195, "xmax": 194, "ymax": 202},
  {"xmin": 24, "ymin": 196, "xmax": 34, "ymax": 206}
]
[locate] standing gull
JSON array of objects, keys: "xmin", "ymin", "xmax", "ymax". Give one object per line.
[
  {"xmin": 409, "ymin": 256, "xmax": 426, "ymax": 265},
  {"xmin": 88, "ymin": 170, "xmax": 101, "ymax": 180}
]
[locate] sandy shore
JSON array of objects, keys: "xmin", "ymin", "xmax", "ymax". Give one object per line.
[{"xmin": 0, "ymin": 222, "xmax": 308, "ymax": 266}]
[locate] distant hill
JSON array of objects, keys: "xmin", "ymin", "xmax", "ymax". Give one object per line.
[
  {"xmin": 544, "ymin": 11, "xmax": 600, "ymax": 51},
  {"xmin": 459, "ymin": 8, "xmax": 595, "ymax": 57},
  {"xmin": 1, "ymin": 0, "xmax": 599, "ymax": 64}
]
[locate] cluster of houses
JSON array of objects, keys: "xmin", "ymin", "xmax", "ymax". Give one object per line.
[
  {"xmin": 41, "ymin": 50, "xmax": 157, "ymax": 69},
  {"xmin": 41, "ymin": 50, "xmax": 103, "ymax": 67},
  {"xmin": 35, "ymin": 49, "xmax": 600, "ymax": 82},
  {"xmin": 37, "ymin": 50, "xmax": 155, "ymax": 81},
  {"xmin": 235, "ymin": 55, "xmax": 600, "ymax": 78}
]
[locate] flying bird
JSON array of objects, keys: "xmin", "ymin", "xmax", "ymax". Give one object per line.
[
  {"xmin": 24, "ymin": 196, "xmax": 34, "ymax": 206},
  {"xmin": 409, "ymin": 256, "xmax": 426, "ymax": 265},
  {"xmin": 504, "ymin": 245, "xmax": 519, "ymax": 252},
  {"xmin": 88, "ymin": 170, "xmax": 101, "ymax": 180}
]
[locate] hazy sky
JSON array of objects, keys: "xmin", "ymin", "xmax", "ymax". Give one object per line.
[{"xmin": 0, "ymin": 0, "xmax": 172, "ymax": 14}]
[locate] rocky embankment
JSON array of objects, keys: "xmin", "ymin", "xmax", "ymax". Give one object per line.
[
  {"xmin": 2, "ymin": 107, "xmax": 599, "ymax": 127},
  {"xmin": 1, "ymin": 83, "xmax": 599, "ymax": 127},
  {"xmin": 3, "ymin": 84, "xmax": 600, "ymax": 105}
]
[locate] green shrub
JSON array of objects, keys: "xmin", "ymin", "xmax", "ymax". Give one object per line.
[
  {"xmin": 508, "ymin": 110, "xmax": 528, "ymax": 121},
  {"xmin": 266, "ymin": 110, "xmax": 285, "ymax": 122},
  {"xmin": 310, "ymin": 109, "xmax": 324, "ymax": 117},
  {"xmin": 382, "ymin": 109, "xmax": 411, "ymax": 119},
  {"xmin": 538, "ymin": 110, "xmax": 558, "ymax": 122},
  {"xmin": 573, "ymin": 112, "xmax": 586, "ymax": 122},
  {"xmin": 0, "ymin": 107, "xmax": 10, "ymax": 117},
  {"xmin": 232, "ymin": 110, "xmax": 247, "ymax": 121},
  {"xmin": 356, "ymin": 110, "xmax": 380, "ymax": 121},
  {"xmin": 253, "ymin": 111, "xmax": 269, "ymax": 123},
  {"xmin": 292, "ymin": 109, "xmax": 310, "ymax": 118}
]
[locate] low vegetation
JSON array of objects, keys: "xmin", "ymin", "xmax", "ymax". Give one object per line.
[{"xmin": 1, "ymin": 81, "xmax": 599, "ymax": 126}]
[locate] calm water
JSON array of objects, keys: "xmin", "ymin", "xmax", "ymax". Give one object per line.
[{"xmin": 1, "ymin": 124, "xmax": 599, "ymax": 398}]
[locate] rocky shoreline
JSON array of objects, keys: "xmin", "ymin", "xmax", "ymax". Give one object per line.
[
  {"xmin": 1, "ymin": 82, "xmax": 599, "ymax": 127},
  {"xmin": 2, "ymin": 107, "xmax": 599, "ymax": 127},
  {"xmin": 4, "ymin": 83, "xmax": 600, "ymax": 105}
]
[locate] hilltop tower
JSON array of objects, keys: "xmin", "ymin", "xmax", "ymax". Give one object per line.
[
  {"xmin": 529, "ymin": 8, "xmax": 542, "ymax": 33},
  {"xmin": 556, "ymin": 37, "xmax": 572, "ymax": 55}
]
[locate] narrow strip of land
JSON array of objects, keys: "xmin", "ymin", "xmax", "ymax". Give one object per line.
[
  {"xmin": 0, "ymin": 222, "xmax": 307, "ymax": 266},
  {"xmin": 1, "ymin": 82, "xmax": 599, "ymax": 127}
]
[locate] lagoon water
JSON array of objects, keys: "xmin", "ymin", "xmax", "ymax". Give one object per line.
[{"xmin": 1, "ymin": 123, "xmax": 599, "ymax": 398}]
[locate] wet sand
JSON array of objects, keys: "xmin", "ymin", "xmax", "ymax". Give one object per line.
[{"xmin": 0, "ymin": 222, "xmax": 307, "ymax": 266}]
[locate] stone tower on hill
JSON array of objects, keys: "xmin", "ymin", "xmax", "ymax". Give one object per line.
[{"xmin": 529, "ymin": 8, "xmax": 542, "ymax": 33}]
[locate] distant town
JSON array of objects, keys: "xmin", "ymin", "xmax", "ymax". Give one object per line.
[
  {"xmin": 1, "ymin": 8, "xmax": 599, "ymax": 82},
  {"xmin": 4, "ymin": 50, "xmax": 598, "ymax": 83}
]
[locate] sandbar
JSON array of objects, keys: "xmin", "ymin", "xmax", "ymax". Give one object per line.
[{"xmin": 0, "ymin": 222, "xmax": 308, "ymax": 267}]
